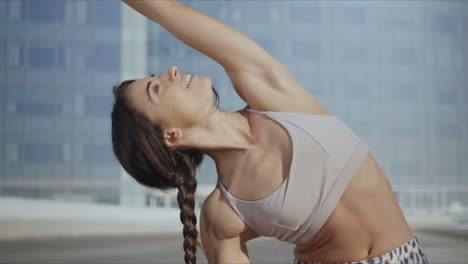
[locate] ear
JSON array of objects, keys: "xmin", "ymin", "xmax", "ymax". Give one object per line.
[{"xmin": 164, "ymin": 128, "xmax": 183, "ymax": 149}]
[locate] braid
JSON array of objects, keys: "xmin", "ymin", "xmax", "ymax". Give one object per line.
[
  {"xmin": 175, "ymin": 160, "xmax": 200, "ymax": 264},
  {"xmin": 112, "ymin": 80, "xmax": 220, "ymax": 264}
]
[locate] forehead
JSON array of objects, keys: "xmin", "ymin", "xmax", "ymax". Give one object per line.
[{"xmin": 127, "ymin": 76, "xmax": 151, "ymax": 106}]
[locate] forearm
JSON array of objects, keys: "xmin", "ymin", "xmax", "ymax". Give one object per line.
[{"xmin": 122, "ymin": 0, "xmax": 279, "ymax": 72}]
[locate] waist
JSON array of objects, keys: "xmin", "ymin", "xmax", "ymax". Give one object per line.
[{"xmin": 294, "ymin": 153, "xmax": 415, "ymax": 262}]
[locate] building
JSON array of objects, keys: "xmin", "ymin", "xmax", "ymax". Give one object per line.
[
  {"xmin": 1, "ymin": 0, "xmax": 122, "ymax": 204},
  {"xmin": 1, "ymin": 1, "xmax": 467, "ymax": 210}
]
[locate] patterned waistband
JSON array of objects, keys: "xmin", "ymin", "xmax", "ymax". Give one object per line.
[{"xmin": 293, "ymin": 236, "xmax": 429, "ymax": 264}]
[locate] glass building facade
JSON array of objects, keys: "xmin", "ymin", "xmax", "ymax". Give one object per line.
[
  {"xmin": 1, "ymin": 1, "xmax": 467, "ymax": 207},
  {"xmin": 0, "ymin": 1, "xmax": 122, "ymax": 203},
  {"xmin": 148, "ymin": 0, "xmax": 468, "ymax": 188}
]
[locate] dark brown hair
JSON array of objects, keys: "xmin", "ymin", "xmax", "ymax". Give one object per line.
[{"xmin": 111, "ymin": 79, "xmax": 220, "ymax": 264}]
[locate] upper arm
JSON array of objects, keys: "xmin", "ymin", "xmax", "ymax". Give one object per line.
[
  {"xmin": 200, "ymin": 191, "xmax": 251, "ymax": 264},
  {"xmin": 225, "ymin": 65, "xmax": 332, "ymax": 115},
  {"xmin": 123, "ymin": 0, "xmax": 330, "ymax": 114}
]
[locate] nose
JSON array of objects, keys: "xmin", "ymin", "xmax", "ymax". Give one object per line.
[{"xmin": 168, "ymin": 66, "xmax": 178, "ymax": 81}]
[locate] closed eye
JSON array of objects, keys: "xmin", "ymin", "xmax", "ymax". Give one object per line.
[{"xmin": 153, "ymin": 83, "xmax": 159, "ymax": 94}]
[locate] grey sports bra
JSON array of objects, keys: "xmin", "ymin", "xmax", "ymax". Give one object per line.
[{"xmin": 217, "ymin": 107, "xmax": 369, "ymax": 244}]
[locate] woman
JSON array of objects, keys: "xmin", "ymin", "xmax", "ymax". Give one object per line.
[{"xmin": 111, "ymin": 1, "xmax": 429, "ymax": 264}]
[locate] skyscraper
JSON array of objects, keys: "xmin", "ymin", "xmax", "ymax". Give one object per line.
[
  {"xmin": 1, "ymin": 0, "xmax": 466, "ymax": 208},
  {"xmin": 1, "ymin": 0, "xmax": 122, "ymax": 203}
]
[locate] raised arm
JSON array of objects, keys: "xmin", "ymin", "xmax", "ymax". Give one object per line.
[
  {"xmin": 122, "ymin": 0, "xmax": 281, "ymax": 73},
  {"xmin": 122, "ymin": 0, "xmax": 331, "ymax": 114}
]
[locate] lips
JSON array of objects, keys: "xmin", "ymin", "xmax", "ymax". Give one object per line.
[{"xmin": 188, "ymin": 74, "xmax": 195, "ymax": 87}]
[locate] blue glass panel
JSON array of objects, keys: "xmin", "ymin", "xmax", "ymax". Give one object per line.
[
  {"xmin": 18, "ymin": 143, "xmax": 64, "ymax": 162},
  {"xmin": 87, "ymin": 1, "xmax": 120, "ymax": 25},
  {"xmin": 20, "ymin": 1, "xmax": 27, "ymax": 20},
  {"xmin": 436, "ymin": 124, "xmax": 461, "ymax": 140},
  {"xmin": 340, "ymin": 7, "xmax": 366, "ymax": 25},
  {"xmin": 339, "ymin": 46, "xmax": 369, "ymax": 63},
  {"xmin": 16, "ymin": 102, "xmax": 62, "ymax": 116},
  {"xmin": 390, "ymin": 47, "xmax": 416, "ymax": 65},
  {"xmin": 93, "ymin": 43, "xmax": 119, "ymax": 71},
  {"xmin": 432, "ymin": 14, "xmax": 456, "ymax": 34},
  {"xmin": 56, "ymin": 26, "xmax": 75, "ymax": 40},
  {"xmin": 7, "ymin": 40, "xmax": 25, "ymax": 67},
  {"xmin": 290, "ymin": 5, "xmax": 321, "ymax": 23},
  {"xmin": 436, "ymin": 89, "xmax": 458, "ymax": 104},
  {"xmin": 5, "ymin": 165, "xmax": 22, "ymax": 178},
  {"xmin": 72, "ymin": 42, "xmax": 93, "ymax": 70},
  {"xmin": 0, "ymin": 24, "xmax": 6, "ymax": 35},
  {"xmin": 0, "ymin": 40, "xmax": 4, "ymax": 72},
  {"xmin": 74, "ymin": 26, "xmax": 93, "ymax": 41},
  {"xmin": 10, "ymin": 23, "xmax": 26, "ymax": 36},
  {"xmin": 28, "ymin": 46, "xmax": 54, "ymax": 67},
  {"xmin": 28, "ymin": 24, "xmax": 56, "ymax": 38},
  {"xmin": 0, "ymin": 2, "xmax": 6, "ymax": 20},
  {"xmin": 159, "ymin": 34, "xmax": 179, "ymax": 56},
  {"xmin": 57, "ymin": 44, "xmax": 66, "ymax": 68},
  {"xmin": 85, "ymin": 95, "xmax": 113, "ymax": 117},
  {"xmin": 6, "ymin": 70, "xmax": 26, "ymax": 82},
  {"xmin": 27, "ymin": 0, "xmax": 65, "ymax": 22},
  {"xmin": 94, "ymin": 27, "xmax": 119, "ymax": 43},
  {"xmin": 83, "ymin": 144, "xmax": 115, "ymax": 163},
  {"xmin": 292, "ymin": 41, "xmax": 321, "ymax": 60}
]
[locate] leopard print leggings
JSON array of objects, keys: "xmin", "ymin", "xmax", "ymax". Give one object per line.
[{"xmin": 293, "ymin": 236, "xmax": 429, "ymax": 264}]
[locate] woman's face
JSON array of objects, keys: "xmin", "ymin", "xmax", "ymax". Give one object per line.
[{"xmin": 125, "ymin": 66, "xmax": 214, "ymax": 130}]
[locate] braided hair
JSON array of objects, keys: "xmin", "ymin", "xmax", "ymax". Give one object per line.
[{"xmin": 111, "ymin": 79, "xmax": 220, "ymax": 264}]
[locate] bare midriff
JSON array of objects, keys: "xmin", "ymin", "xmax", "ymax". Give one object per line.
[{"xmin": 294, "ymin": 153, "xmax": 415, "ymax": 263}]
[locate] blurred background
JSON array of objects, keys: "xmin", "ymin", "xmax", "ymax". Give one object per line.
[{"xmin": 0, "ymin": 0, "xmax": 467, "ymax": 263}]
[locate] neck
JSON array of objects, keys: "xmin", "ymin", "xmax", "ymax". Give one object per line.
[{"xmin": 179, "ymin": 109, "xmax": 257, "ymax": 184}]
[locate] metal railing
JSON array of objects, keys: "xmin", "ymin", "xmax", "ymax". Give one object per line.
[
  {"xmin": 394, "ymin": 185, "xmax": 468, "ymax": 224},
  {"xmin": 147, "ymin": 184, "xmax": 468, "ymax": 223}
]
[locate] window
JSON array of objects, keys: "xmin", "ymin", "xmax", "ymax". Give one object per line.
[
  {"xmin": 339, "ymin": 7, "xmax": 366, "ymax": 25},
  {"xmin": 0, "ymin": 41, "xmax": 5, "ymax": 70},
  {"xmin": 87, "ymin": 1, "xmax": 120, "ymax": 25},
  {"xmin": 339, "ymin": 46, "xmax": 369, "ymax": 63},
  {"xmin": 72, "ymin": 43, "xmax": 93, "ymax": 70},
  {"xmin": 390, "ymin": 83, "xmax": 417, "ymax": 101},
  {"xmin": 0, "ymin": 1, "xmax": 6, "ymax": 21},
  {"xmin": 28, "ymin": 46, "xmax": 54, "ymax": 68},
  {"xmin": 93, "ymin": 43, "xmax": 120, "ymax": 71},
  {"xmin": 435, "ymin": 47, "xmax": 452, "ymax": 69},
  {"xmin": 57, "ymin": 44, "xmax": 72, "ymax": 69},
  {"xmin": 432, "ymin": 14, "xmax": 456, "ymax": 34},
  {"xmin": 343, "ymin": 82, "xmax": 370, "ymax": 98},
  {"xmin": 85, "ymin": 95, "xmax": 113, "ymax": 117},
  {"xmin": 7, "ymin": 41, "xmax": 25, "ymax": 68},
  {"xmin": 436, "ymin": 89, "xmax": 458, "ymax": 105},
  {"xmin": 390, "ymin": 47, "xmax": 416, "ymax": 65},
  {"xmin": 18, "ymin": 143, "xmax": 64, "ymax": 162},
  {"xmin": 16, "ymin": 102, "xmax": 62, "ymax": 116},
  {"xmin": 290, "ymin": 5, "xmax": 321, "ymax": 23},
  {"xmin": 22, "ymin": 0, "xmax": 66, "ymax": 23},
  {"xmin": 9, "ymin": 0, "xmax": 22, "ymax": 21},
  {"xmin": 28, "ymin": 24, "xmax": 56, "ymax": 39},
  {"xmin": 10, "ymin": 23, "xmax": 25, "ymax": 36},
  {"xmin": 292, "ymin": 41, "xmax": 321, "ymax": 60},
  {"xmin": 242, "ymin": 2, "xmax": 270, "ymax": 23},
  {"xmin": 83, "ymin": 144, "xmax": 115, "ymax": 163},
  {"xmin": 436, "ymin": 123, "xmax": 461, "ymax": 140}
]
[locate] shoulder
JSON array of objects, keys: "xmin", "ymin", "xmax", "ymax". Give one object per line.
[{"xmin": 200, "ymin": 187, "xmax": 247, "ymax": 239}]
